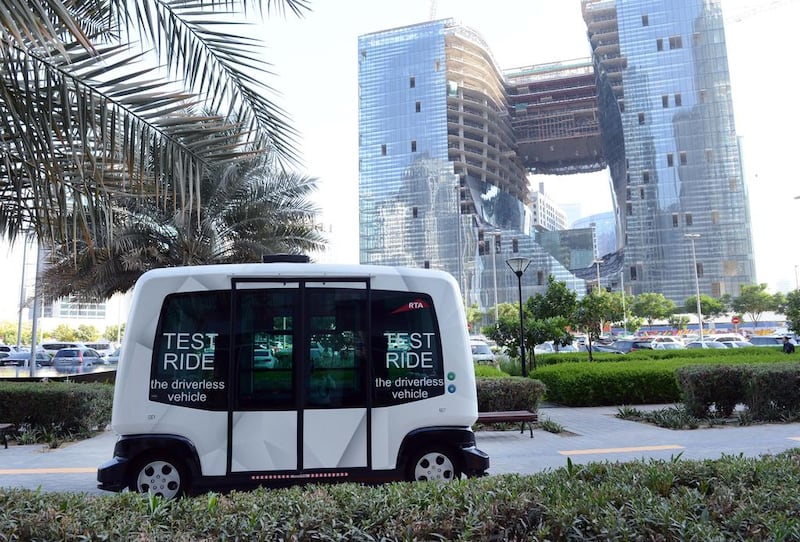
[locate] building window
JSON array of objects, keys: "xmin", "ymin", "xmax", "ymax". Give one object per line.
[
  {"xmin": 409, "ymin": 76, "xmax": 415, "ymax": 88},
  {"xmin": 411, "ymin": 140, "xmax": 416, "ymax": 152},
  {"xmin": 619, "ymin": 101, "xmax": 625, "ymax": 112},
  {"xmin": 626, "ymin": 188, "xmax": 631, "ymax": 200},
  {"xmin": 642, "ymin": 14, "xmax": 649, "ymax": 26},
  {"xmin": 494, "ymin": 235, "xmax": 501, "ymax": 253},
  {"xmin": 630, "ymin": 266, "xmax": 638, "ymax": 281},
  {"xmin": 674, "ymin": 93, "xmax": 682, "ymax": 106},
  {"xmin": 711, "ymin": 281, "xmax": 721, "ymax": 297},
  {"xmin": 669, "ymin": 35, "xmax": 683, "ymax": 49},
  {"xmin": 656, "ymin": 38, "xmax": 663, "ymax": 51},
  {"xmin": 705, "ymin": 148, "xmax": 713, "ymax": 162},
  {"xmin": 415, "ymin": 101, "xmax": 421, "ymax": 113},
  {"xmin": 699, "ymin": 89, "xmax": 707, "ymax": 103},
  {"xmin": 639, "ymin": 187, "xmax": 645, "ymax": 199},
  {"xmin": 685, "ymin": 213, "xmax": 693, "ymax": 226},
  {"xmin": 381, "ymin": 144, "xmax": 387, "ymax": 156},
  {"xmin": 424, "ymin": 260, "xmax": 430, "ymax": 269},
  {"xmin": 537, "ymin": 270, "xmax": 544, "ymax": 286},
  {"xmin": 662, "ymin": 95, "xmax": 669, "ymax": 108},
  {"xmin": 730, "ymin": 177, "xmax": 738, "ymax": 191},
  {"xmin": 512, "ymin": 238, "xmax": 519, "ymax": 253},
  {"xmin": 638, "ymin": 112, "xmax": 645, "ymax": 124},
  {"xmin": 412, "ymin": 207, "xmax": 418, "ymax": 218},
  {"xmin": 667, "ymin": 153, "xmax": 674, "ymax": 167},
  {"xmin": 680, "ymin": 151, "xmax": 687, "ymax": 165},
  {"xmin": 626, "ymin": 202, "xmax": 633, "ymax": 215},
  {"xmin": 642, "ymin": 170, "xmax": 650, "ymax": 183},
  {"xmin": 672, "ymin": 214, "xmax": 679, "ymax": 227},
  {"xmin": 711, "ymin": 210, "xmax": 720, "ymax": 224},
  {"xmin": 696, "ymin": 262, "xmax": 704, "ymax": 278},
  {"xmin": 434, "ymin": 60, "xmax": 440, "ymax": 72}
]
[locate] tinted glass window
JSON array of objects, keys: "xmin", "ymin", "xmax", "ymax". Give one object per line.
[{"xmin": 150, "ymin": 291, "xmax": 230, "ymax": 411}]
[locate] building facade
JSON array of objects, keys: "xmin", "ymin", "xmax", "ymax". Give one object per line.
[
  {"xmin": 582, "ymin": 0, "xmax": 755, "ymax": 300},
  {"xmin": 358, "ymin": 0, "xmax": 754, "ymax": 310}
]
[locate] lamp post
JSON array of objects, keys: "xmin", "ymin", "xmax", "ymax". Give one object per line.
[
  {"xmin": 620, "ymin": 269, "xmax": 628, "ymax": 333},
  {"xmin": 685, "ymin": 233, "xmax": 703, "ymax": 342},
  {"xmin": 506, "ymin": 256, "xmax": 531, "ymax": 377},
  {"xmin": 491, "ymin": 233, "xmax": 499, "ymax": 322}
]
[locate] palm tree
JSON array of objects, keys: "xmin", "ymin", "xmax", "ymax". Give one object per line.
[
  {"xmin": 40, "ymin": 156, "xmax": 326, "ymax": 300},
  {"xmin": 0, "ymin": 0, "xmax": 309, "ymax": 248}
]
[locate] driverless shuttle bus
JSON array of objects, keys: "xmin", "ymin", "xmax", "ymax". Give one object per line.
[{"xmin": 98, "ymin": 261, "xmax": 489, "ymax": 498}]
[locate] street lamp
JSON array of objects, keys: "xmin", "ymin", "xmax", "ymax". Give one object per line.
[
  {"xmin": 506, "ymin": 256, "xmax": 531, "ymax": 377},
  {"xmin": 685, "ymin": 233, "xmax": 703, "ymax": 342}
]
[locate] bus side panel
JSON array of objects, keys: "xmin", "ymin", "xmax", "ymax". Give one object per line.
[
  {"xmin": 231, "ymin": 411, "xmax": 297, "ymax": 471},
  {"xmin": 303, "ymin": 408, "xmax": 367, "ymax": 468}
]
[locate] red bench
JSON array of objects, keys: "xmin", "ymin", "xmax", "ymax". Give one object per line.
[{"xmin": 477, "ymin": 410, "xmax": 538, "ymax": 438}]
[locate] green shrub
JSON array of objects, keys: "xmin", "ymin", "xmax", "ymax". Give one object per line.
[
  {"xmin": 5, "ymin": 452, "xmax": 800, "ymax": 539},
  {"xmin": 473, "ymin": 364, "xmax": 507, "ymax": 378},
  {"xmin": 746, "ymin": 362, "xmax": 800, "ymax": 420},
  {"xmin": 475, "ymin": 377, "xmax": 546, "ymax": 412},
  {"xmin": 676, "ymin": 364, "xmax": 751, "ymax": 417},
  {"xmin": 0, "ymin": 381, "xmax": 113, "ymax": 439},
  {"xmin": 532, "ymin": 361, "xmax": 680, "ymax": 406}
]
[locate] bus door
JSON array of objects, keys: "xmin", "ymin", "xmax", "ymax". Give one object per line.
[
  {"xmin": 302, "ymin": 282, "xmax": 370, "ymax": 472},
  {"xmin": 228, "ymin": 279, "xmax": 370, "ymax": 475}
]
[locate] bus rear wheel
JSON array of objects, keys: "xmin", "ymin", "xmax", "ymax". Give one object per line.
[
  {"xmin": 407, "ymin": 448, "xmax": 461, "ymax": 482},
  {"xmin": 129, "ymin": 454, "xmax": 188, "ymax": 499}
]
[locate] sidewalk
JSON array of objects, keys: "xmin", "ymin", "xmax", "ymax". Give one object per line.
[{"xmin": 2, "ymin": 405, "xmax": 800, "ymax": 494}]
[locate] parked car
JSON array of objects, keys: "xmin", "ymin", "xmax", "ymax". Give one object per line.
[
  {"xmin": 748, "ymin": 336, "xmax": 784, "ymax": 347},
  {"xmin": 105, "ymin": 347, "xmax": 121, "ymax": 364},
  {"xmin": 40, "ymin": 341, "xmax": 87, "ymax": 358},
  {"xmin": 470, "ymin": 340, "xmax": 495, "ymax": 364},
  {"xmin": 609, "ymin": 339, "xmax": 658, "ymax": 353},
  {"xmin": 685, "ymin": 341, "xmax": 727, "ymax": 349},
  {"xmin": 52, "ymin": 347, "xmax": 103, "ymax": 371},
  {"xmin": 651, "ymin": 336, "xmax": 684, "ymax": 346},
  {"xmin": 654, "ymin": 342, "xmax": 685, "ymax": 350},
  {"xmin": 718, "ymin": 340, "xmax": 753, "ymax": 348},
  {"xmin": 2, "ymin": 351, "xmax": 52, "ymax": 367},
  {"xmin": 85, "ymin": 341, "xmax": 115, "ymax": 361},
  {"xmin": 254, "ymin": 348, "xmax": 279, "ymax": 368}
]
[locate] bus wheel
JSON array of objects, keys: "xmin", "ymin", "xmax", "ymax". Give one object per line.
[
  {"xmin": 129, "ymin": 454, "xmax": 188, "ymax": 499},
  {"xmin": 407, "ymin": 448, "xmax": 461, "ymax": 482}
]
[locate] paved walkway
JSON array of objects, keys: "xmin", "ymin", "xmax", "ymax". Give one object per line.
[{"xmin": 2, "ymin": 404, "xmax": 800, "ymax": 493}]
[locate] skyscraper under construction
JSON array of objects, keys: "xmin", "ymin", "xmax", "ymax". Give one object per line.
[{"xmin": 357, "ymin": 0, "xmax": 755, "ymax": 309}]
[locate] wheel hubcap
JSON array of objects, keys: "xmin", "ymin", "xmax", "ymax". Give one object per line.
[
  {"xmin": 137, "ymin": 460, "xmax": 181, "ymax": 499},
  {"xmin": 414, "ymin": 452, "xmax": 455, "ymax": 481}
]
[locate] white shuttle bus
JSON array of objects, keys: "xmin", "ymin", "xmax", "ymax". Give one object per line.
[{"xmin": 98, "ymin": 258, "xmax": 489, "ymax": 498}]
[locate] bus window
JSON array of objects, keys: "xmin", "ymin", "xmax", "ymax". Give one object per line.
[
  {"xmin": 149, "ymin": 291, "xmax": 230, "ymax": 411},
  {"xmin": 371, "ymin": 291, "xmax": 444, "ymax": 406}
]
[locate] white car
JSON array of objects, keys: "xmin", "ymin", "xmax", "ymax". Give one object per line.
[{"xmin": 470, "ymin": 340, "xmax": 495, "ymax": 364}]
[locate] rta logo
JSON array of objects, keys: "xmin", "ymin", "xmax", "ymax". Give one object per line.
[
  {"xmin": 391, "ymin": 298, "xmax": 430, "ymax": 314},
  {"xmin": 408, "ymin": 301, "xmax": 425, "ymax": 310}
]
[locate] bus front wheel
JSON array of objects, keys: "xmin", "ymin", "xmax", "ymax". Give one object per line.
[
  {"xmin": 129, "ymin": 454, "xmax": 189, "ymax": 499},
  {"xmin": 406, "ymin": 448, "xmax": 461, "ymax": 482}
]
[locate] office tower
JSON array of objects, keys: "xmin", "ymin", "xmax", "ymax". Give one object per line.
[
  {"xmin": 358, "ymin": 20, "xmax": 582, "ymax": 312},
  {"xmin": 358, "ymin": 0, "xmax": 755, "ymax": 309},
  {"xmin": 582, "ymin": 0, "xmax": 755, "ymax": 300}
]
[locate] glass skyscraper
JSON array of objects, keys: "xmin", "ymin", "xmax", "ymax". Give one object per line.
[{"xmin": 358, "ymin": 0, "xmax": 755, "ymax": 310}]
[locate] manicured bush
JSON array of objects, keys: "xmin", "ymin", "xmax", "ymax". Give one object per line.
[
  {"xmin": 532, "ymin": 361, "xmax": 680, "ymax": 406},
  {"xmin": 4, "ymin": 451, "xmax": 800, "ymax": 539},
  {"xmin": 746, "ymin": 362, "xmax": 800, "ymax": 420},
  {"xmin": 676, "ymin": 364, "xmax": 752, "ymax": 417},
  {"xmin": 475, "ymin": 377, "xmax": 546, "ymax": 412},
  {"xmin": 0, "ymin": 381, "xmax": 113, "ymax": 438}
]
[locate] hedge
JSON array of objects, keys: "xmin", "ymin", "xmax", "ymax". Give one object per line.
[
  {"xmin": 0, "ymin": 381, "xmax": 113, "ymax": 437},
  {"xmin": 475, "ymin": 376, "xmax": 546, "ymax": 412}
]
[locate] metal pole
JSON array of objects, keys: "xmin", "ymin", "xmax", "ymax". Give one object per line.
[
  {"xmin": 620, "ymin": 269, "xmax": 627, "ymax": 332},
  {"xmin": 16, "ymin": 235, "xmax": 30, "ymax": 350},
  {"xmin": 516, "ymin": 272, "xmax": 526, "ymax": 377},
  {"xmin": 491, "ymin": 234, "xmax": 499, "ymax": 322},
  {"xmin": 686, "ymin": 234, "xmax": 703, "ymax": 342}
]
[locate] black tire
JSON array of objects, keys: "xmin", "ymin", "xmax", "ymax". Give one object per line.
[
  {"xmin": 129, "ymin": 454, "xmax": 189, "ymax": 499},
  {"xmin": 406, "ymin": 447, "xmax": 462, "ymax": 482}
]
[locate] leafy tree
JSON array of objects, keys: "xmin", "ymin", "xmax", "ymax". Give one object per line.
[
  {"xmin": 529, "ymin": 275, "xmax": 578, "ymax": 320},
  {"xmin": 684, "ymin": 295, "xmax": 725, "ymax": 320},
  {"xmin": 1, "ymin": 0, "xmax": 309, "ymax": 252},
  {"xmin": 48, "ymin": 324, "xmax": 77, "ymax": 342},
  {"xmin": 785, "ymin": 290, "xmax": 800, "ymax": 336},
  {"xmin": 105, "ymin": 325, "xmax": 125, "ymax": 343},
  {"xmin": 40, "ymin": 158, "xmax": 325, "ymax": 300},
  {"xmin": 631, "ymin": 292, "xmax": 675, "ymax": 326},
  {"xmin": 74, "ymin": 325, "xmax": 100, "ymax": 343},
  {"xmin": 732, "ymin": 284, "xmax": 775, "ymax": 328},
  {"xmin": 465, "ymin": 303, "xmax": 484, "ymax": 334},
  {"xmin": 572, "ymin": 289, "xmax": 614, "ymax": 362},
  {"xmin": 668, "ymin": 314, "xmax": 690, "ymax": 330}
]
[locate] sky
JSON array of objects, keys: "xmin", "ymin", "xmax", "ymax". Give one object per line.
[{"xmin": 1, "ymin": 0, "xmax": 798, "ymax": 320}]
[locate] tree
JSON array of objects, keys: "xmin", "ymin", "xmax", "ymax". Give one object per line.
[
  {"xmin": 40, "ymin": 158, "xmax": 325, "ymax": 299},
  {"xmin": 465, "ymin": 303, "xmax": 484, "ymax": 335},
  {"xmin": 684, "ymin": 295, "xmax": 725, "ymax": 320},
  {"xmin": 1, "ymin": 0, "xmax": 309, "ymax": 251},
  {"xmin": 572, "ymin": 289, "xmax": 614, "ymax": 362},
  {"xmin": 785, "ymin": 290, "xmax": 800, "ymax": 336},
  {"xmin": 732, "ymin": 284, "xmax": 775, "ymax": 328},
  {"xmin": 631, "ymin": 292, "xmax": 675, "ymax": 327}
]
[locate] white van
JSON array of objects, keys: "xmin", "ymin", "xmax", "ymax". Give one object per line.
[{"xmin": 97, "ymin": 260, "xmax": 489, "ymax": 498}]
